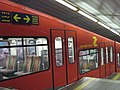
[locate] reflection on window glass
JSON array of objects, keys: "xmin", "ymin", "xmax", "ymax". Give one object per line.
[
  {"xmin": 0, "ymin": 37, "xmax": 49, "ymax": 81},
  {"xmin": 117, "ymin": 53, "xmax": 120, "ymax": 66},
  {"xmin": 16, "ymin": 39, "xmax": 23, "ymax": 61},
  {"xmin": 23, "ymin": 38, "xmax": 35, "ymax": 55},
  {"xmin": 55, "ymin": 37, "xmax": 63, "ymax": 67},
  {"xmin": 0, "ymin": 42, "xmax": 8, "ymax": 46},
  {"xmin": 38, "ymin": 46, "xmax": 48, "ymax": 71},
  {"xmin": 110, "ymin": 47, "xmax": 113, "ymax": 62},
  {"xmin": 28, "ymin": 40, "xmax": 36, "ymax": 55},
  {"xmin": 0, "ymin": 41, "xmax": 9, "ymax": 71},
  {"xmin": 79, "ymin": 49, "xmax": 98, "ymax": 74},
  {"xmin": 0, "ymin": 47, "xmax": 9, "ymax": 69},
  {"xmin": 101, "ymin": 48, "xmax": 104, "ymax": 65},
  {"xmin": 106, "ymin": 47, "xmax": 108, "ymax": 63},
  {"xmin": 68, "ymin": 37, "xmax": 74, "ymax": 63}
]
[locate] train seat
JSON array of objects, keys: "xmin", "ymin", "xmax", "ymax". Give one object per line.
[
  {"xmin": 31, "ymin": 56, "xmax": 41, "ymax": 72},
  {"xmin": 1, "ymin": 55, "xmax": 16, "ymax": 77},
  {"xmin": 14, "ymin": 55, "xmax": 33, "ymax": 76}
]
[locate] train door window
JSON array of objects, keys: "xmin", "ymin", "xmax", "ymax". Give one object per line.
[
  {"xmin": 106, "ymin": 47, "xmax": 108, "ymax": 63},
  {"xmin": 110, "ymin": 47, "xmax": 113, "ymax": 62},
  {"xmin": 68, "ymin": 37, "xmax": 74, "ymax": 63},
  {"xmin": 55, "ymin": 37, "xmax": 63, "ymax": 67},
  {"xmin": 79, "ymin": 49, "xmax": 98, "ymax": 74},
  {"xmin": 117, "ymin": 53, "xmax": 120, "ymax": 66},
  {"xmin": 101, "ymin": 48, "xmax": 104, "ymax": 65}
]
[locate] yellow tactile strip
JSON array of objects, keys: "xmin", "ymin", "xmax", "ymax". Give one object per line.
[
  {"xmin": 74, "ymin": 78, "xmax": 96, "ymax": 90},
  {"xmin": 61, "ymin": 77, "xmax": 120, "ymax": 90},
  {"xmin": 113, "ymin": 73, "xmax": 120, "ymax": 80}
]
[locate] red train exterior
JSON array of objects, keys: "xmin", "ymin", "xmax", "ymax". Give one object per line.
[
  {"xmin": 115, "ymin": 42, "xmax": 120, "ymax": 72},
  {"xmin": 0, "ymin": 1, "xmax": 119, "ymax": 90}
]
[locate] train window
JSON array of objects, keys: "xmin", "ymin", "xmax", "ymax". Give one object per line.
[
  {"xmin": 101, "ymin": 48, "xmax": 104, "ymax": 65},
  {"xmin": 68, "ymin": 37, "xmax": 74, "ymax": 63},
  {"xmin": 110, "ymin": 47, "xmax": 113, "ymax": 62},
  {"xmin": 55, "ymin": 37, "xmax": 63, "ymax": 67},
  {"xmin": 79, "ymin": 49, "xmax": 98, "ymax": 74},
  {"xmin": 106, "ymin": 47, "xmax": 108, "ymax": 63},
  {"xmin": 117, "ymin": 53, "xmax": 120, "ymax": 66},
  {"xmin": 0, "ymin": 37, "xmax": 49, "ymax": 81}
]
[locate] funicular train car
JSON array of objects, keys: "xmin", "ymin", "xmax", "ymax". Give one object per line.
[{"xmin": 0, "ymin": 1, "xmax": 118, "ymax": 90}]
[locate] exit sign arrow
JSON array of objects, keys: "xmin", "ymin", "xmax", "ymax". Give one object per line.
[
  {"xmin": 23, "ymin": 15, "xmax": 30, "ymax": 23},
  {"xmin": 13, "ymin": 14, "xmax": 21, "ymax": 22}
]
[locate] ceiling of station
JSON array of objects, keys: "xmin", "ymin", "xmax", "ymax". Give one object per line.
[
  {"xmin": 10, "ymin": 0, "xmax": 120, "ymax": 42},
  {"xmin": 69, "ymin": 0, "xmax": 120, "ymax": 33}
]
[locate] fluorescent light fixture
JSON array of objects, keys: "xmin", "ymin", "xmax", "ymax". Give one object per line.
[
  {"xmin": 109, "ymin": 29, "xmax": 119, "ymax": 35},
  {"xmin": 97, "ymin": 22, "xmax": 110, "ymax": 30},
  {"xmin": 78, "ymin": 10, "xmax": 98, "ymax": 22},
  {"xmin": 55, "ymin": 0, "xmax": 78, "ymax": 11},
  {"xmin": 98, "ymin": 22, "xmax": 119, "ymax": 35}
]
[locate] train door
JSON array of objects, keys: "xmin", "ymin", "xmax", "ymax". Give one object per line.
[
  {"xmin": 99, "ymin": 43, "xmax": 106, "ymax": 78},
  {"xmin": 105, "ymin": 43, "xmax": 111, "ymax": 76},
  {"xmin": 51, "ymin": 30, "xmax": 77, "ymax": 89},
  {"xmin": 51, "ymin": 30, "xmax": 66, "ymax": 89},
  {"xmin": 65, "ymin": 30, "xmax": 77, "ymax": 84},
  {"xmin": 109, "ymin": 46, "xmax": 115, "ymax": 74},
  {"xmin": 99, "ymin": 42, "xmax": 111, "ymax": 78}
]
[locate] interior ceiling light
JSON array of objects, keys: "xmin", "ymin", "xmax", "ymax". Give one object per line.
[
  {"xmin": 78, "ymin": 10, "xmax": 98, "ymax": 22},
  {"xmin": 55, "ymin": 0, "xmax": 78, "ymax": 11}
]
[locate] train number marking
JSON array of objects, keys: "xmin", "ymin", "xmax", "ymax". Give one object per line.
[{"xmin": 93, "ymin": 37, "xmax": 97, "ymax": 47}]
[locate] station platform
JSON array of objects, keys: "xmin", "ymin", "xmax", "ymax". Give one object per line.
[
  {"xmin": 61, "ymin": 74, "xmax": 120, "ymax": 90},
  {"xmin": 107, "ymin": 73, "xmax": 120, "ymax": 80}
]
